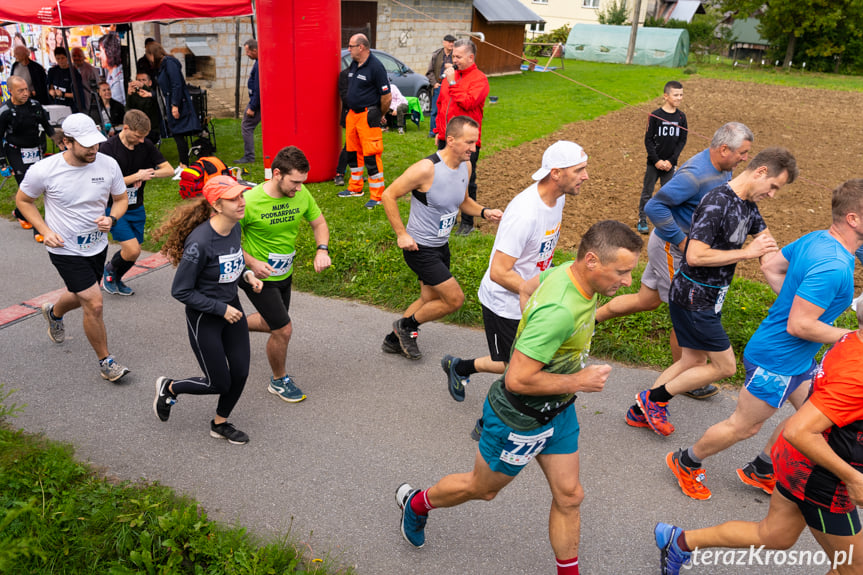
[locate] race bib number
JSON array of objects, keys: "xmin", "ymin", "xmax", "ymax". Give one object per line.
[
  {"xmin": 218, "ymin": 251, "xmax": 244, "ymax": 283},
  {"xmin": 76, "ymin": 230, "xmax": 103, "ymax": 251},
  {"xmin": 714, "ymin": 285, "xmax": 729, "ymax": 314},
  {"xmin": 438, "ymin": 210, "xmax": 459, "ymax": 237},
  {"xmin": 267, "ymin": 251, "xmax": 296, "ymax": 278},
  {"xmin": 126, "ymin": 185, "xmax": 138, "ymax": 206},
  {"xmin": 21, "ymin": 147, "xmax": 41, "ymax": 165},
  {"xmin": 499, "ymin": 428, "xmax": 554, "ymax": 467}
]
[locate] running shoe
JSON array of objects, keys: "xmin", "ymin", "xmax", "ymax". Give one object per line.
[
  {"xmin": 337, "ymin": 190, "xmax": 364, "ymax": 198},
  {"xmin": 666, "ymin": 449, "xmax": 711, "ymax": 500},
  {"xmin": 153, "ymin": 377, "xmax": 176, "ymax": 422},
  {"xmin": 41, "ymin": 302, "xmax": 65, "ymax": 343},
  {"xmin": 395, "ymin": 483, "xmax": 427, "ymax": 548},
  {"xmin": 453, "ymin": 222, "xmax": 473, "ymax": 236},
  {"xmin": 397, "ymin": 127, "xmax": 405, "ymax": 135},
  {"xmin": 636, "ymin": 389, "xmax": 675, "ymax": 436},
  {"xmin": 441, "ymin": 354, "xmax": 468, "ymax": 402},
  {"xmin": 470, "ymin": 417, "xmax": 484, "ymax": 441},
  {"xmin": 683, "ymin": 384, "xmax": 719, "ymax": 399},
  {"xmin": 382, "ymin": 335, "xmax": 403, "ymax": 355},
  {"xmin": 14, "ymin": 211, "xmax": 33, "ymax": 229},
  {"xmin": 102, "ymin": 269, "xmax": 119, "ymax": 295},
  {"xmin": 333, "ymin": 174, "xmax": 345, "ymax": 186},
  {"xmin": 625, "ymin": 405, "xmax": 649, "ymax": 428},
  {"xmin": 210, "ymin": 420, "xmax": 249, "ymax": 444},
  {"xmin": 114, "ymin": 278, "xmax": 134, "ymax": 296},
  {"xmin": 637, "ymin": 218, "xmax": 649, "ymax": 234},
  {"xmin": 393, "ymin": 318, "xmax": 421, "ymax": 360},
  {"xmin": 34, "ymin": 233, "xmax": 44, "ymax": 243},
  {"xmin": 100, "ymin": 356, "xmax": 131, "ymax": 382},
  {"xmin": 268, "ymin": 375, "xmax": 307, "ymax": 403},
  {"xmin": 736, "ymin": 462, "xmax": 775, "ymax": 495},
  {"xmin": 655, "ymin": 522, "xmax": 691, "ymax": 575},
  {"xmin": 364, "ymin": 199, "xmax": 380, "ymax": 209}
]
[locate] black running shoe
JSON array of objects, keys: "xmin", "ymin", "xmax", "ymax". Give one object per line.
[
  {"xmin": 210, "ymin": 420, "xmax": 249, "ymax": 445},
  {"xmin": 393, "ymin": 318, "xmax": 421, "ymax": 360}
]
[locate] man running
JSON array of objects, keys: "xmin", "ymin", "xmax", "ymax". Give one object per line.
[
  {"xmin": 100, "ymin": 109, "xmax": 174, "ymax": 295},
  {"xmin": 440, "ymin": 140, "xmax": 588, "ymax": 442},
  {"xmin": 380, "ymin": 115, "xmax": 502, "ymax": 360},
  {"xmin": 396, "ymin": 220, "xmax": 642, "ymax": 575},
  {"xmin": 667, "ymin": 178, "xmax": 863, "ymax": 501},
  {"xmin": 16, "ymin": 113, "xmax": 130, "ymax": 381},
  {"xmin": 634, "ymin": 148, "xmax": 797, "ymax": 447},
  {"xmin": 240, "ymin": 146, "xmax": 331, "ymax": 403}
]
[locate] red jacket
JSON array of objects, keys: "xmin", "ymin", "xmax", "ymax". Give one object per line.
[{"xmin": 434, "ymin": 63, "xmax": 489, "ymax": 147}]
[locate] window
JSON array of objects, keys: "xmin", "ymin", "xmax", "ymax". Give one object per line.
[
  {"xmin": 529, "ymin": 22, "xmax": 546, "ymax": 32},
  {"xmin": 532, "ymin": 0, "xmax": 548, "ymax": 4},
  {"xmin": 583, "ymin": 0, "xmax": 600, "ymax": 8}
]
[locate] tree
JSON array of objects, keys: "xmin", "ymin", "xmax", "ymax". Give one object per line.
[{"xmin": 598, "ymin": 0, "xmax": 629, "ymax": 25}]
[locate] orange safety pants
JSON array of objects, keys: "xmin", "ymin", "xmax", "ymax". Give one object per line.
[{"xmin": 346, "ymin": 108, "xmax": 384, "ymax": 200}]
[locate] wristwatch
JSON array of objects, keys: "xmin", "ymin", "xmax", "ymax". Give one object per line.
[
  {"xmin": 109, "ymin": 215, "xmax": 117, "ymax": 225},
  {"xmin": 316, "ymin": 244, "xmax": 329, "ymax": 251}
]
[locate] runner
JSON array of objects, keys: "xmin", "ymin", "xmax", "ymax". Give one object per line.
[
  {"xmin": 152, "ymin": 176, "xmax": 263, "ymax": 445},
  {"xmin": 656, "ymin": 294, "xmax": 863, "ymax": 575},
  {"xmin": 380, "ymin": 115, "xmax": 501, "ymax": 360},
  {"xmin": 15, "ymin": 113, "xmax": 131, "ymax": 382},
  {"xmin": 100, "ymin": 109, "xmax": 174, "ymax": 295},
  {"xmin": 439, "ymin": 140, "xmax": 588, "ymax": 443},
  {"xmin": 240, "ymin": 146, "xmax": 331, "ymax": 403},
  {"xmin": 396, "ymin": 220, "xmax": 642, "ymax": 575}
]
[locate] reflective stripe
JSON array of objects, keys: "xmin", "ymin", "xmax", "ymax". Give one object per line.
[{"xmin": 663, "ymin": 241, "xmax": 675, "ymax": 282}]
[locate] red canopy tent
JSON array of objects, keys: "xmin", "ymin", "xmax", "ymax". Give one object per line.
[{"xmin": 0, "ymin": 1, "xmax": 253, "ymax": 26}]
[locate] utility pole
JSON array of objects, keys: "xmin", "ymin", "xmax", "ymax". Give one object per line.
[{"xmin": 626, "ymin": 0, "xmax": 643, "ymax": 64}]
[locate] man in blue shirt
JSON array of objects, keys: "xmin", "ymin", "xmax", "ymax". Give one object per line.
[
  {"xmin": 235, "ymin": 39, "xmax": 260, "ymax": 164},
  {"xmin": 596, "ymin": 122, "xmax": 753, "ymax": 403}
]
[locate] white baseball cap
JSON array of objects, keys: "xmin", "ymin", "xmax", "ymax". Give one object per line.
[
  {"xmin": 61, "ymin": 113, "xmax": 107, "ymax": 147},
  {"xmin": 531, "ymin": 141, "xmax": 588, "ymax": 181}
]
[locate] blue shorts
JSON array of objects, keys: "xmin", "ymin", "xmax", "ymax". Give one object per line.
[
  {"xmin": 108, "ymin": 207, "xmax": 146, "ymax": 244},
  {"xmin": 743, "ymin": 357, "xmax": 816, "ymax": 409},
  {"xmin": 478, "ymin": 396, "xmax": 580, "ymax": 477},
  {"xmin": 668, "ymin": 302, "xmax": 730, "ymax": 352}
]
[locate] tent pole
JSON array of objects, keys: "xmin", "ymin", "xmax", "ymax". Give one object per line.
[
  {"xmin": 235, "ymin": 18, "xmax": 241, "ymax": 118},
  {"xmin": 130, "ymin": 26, "xmax": 138, "ymax": 67}
]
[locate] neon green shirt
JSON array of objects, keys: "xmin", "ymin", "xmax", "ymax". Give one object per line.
[
  {"xmin": 487, "ymin": 262, "xmax": 597, "ymax": 430},
  {"xmin": 240, "ymin": 183, "xmax": 322, "ymax": 280}
]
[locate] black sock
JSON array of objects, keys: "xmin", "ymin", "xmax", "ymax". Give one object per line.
[
  {"xmin": 752, "ymin": 452, "xmax": 773, "ymax": 475},
  {"xmin": 677, "ymin": 531, "xmax": 691, "ymax": 552},
  {"xmin": 681, "ymin": 447, "xmax": 701, "ymax": 468},
  {"xmin": 403, "ymin": 314, "xmax": 420, "ymax": 331},
  {"xmin": 455, "ymin": 359, "xmax": 476, "ymax": 377},
  {"xmin": 109, "ymin": 251, "xmax": 136, "ymax": 280},
  {"xmin": 632, "ymin": 404, "xmax": 643, "ymax": 416},
  {"xmin": 649, "ymin": 385, "xmax": 673, "ymax": 403}
]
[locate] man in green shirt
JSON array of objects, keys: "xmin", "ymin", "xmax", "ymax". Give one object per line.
[
  {"xmin": 240, "ymin": 146, "xmax": 331, "ymax": 402},
  {"xmin": 396, "ymin": 220, "xmax": 643, "ymax": 574}
]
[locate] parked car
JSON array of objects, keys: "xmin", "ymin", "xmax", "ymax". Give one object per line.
[{"xmin": 340, "ymin": 48, "xmax": 432, "ymax": 114}]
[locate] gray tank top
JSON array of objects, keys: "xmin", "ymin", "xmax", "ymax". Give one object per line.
[{"xmin": 405, "ymin": 152, "xmax": 469, "ymax": 247}]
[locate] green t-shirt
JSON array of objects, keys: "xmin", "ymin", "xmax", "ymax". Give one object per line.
[
  {"xmin": 487, "ymin": 262, "xmax": 597, "ymax": 431},
  {"xmin": 240, "ymin": 183, "xmax": 322, "ymax": 280}
]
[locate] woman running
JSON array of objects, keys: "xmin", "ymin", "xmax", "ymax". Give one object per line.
[{"xmin": 152, "ymin": 176, "xmax": 262, "ymax": 444}]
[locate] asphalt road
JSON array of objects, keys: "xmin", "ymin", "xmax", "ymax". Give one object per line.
[{"xmin": 0, "ymin": 218, "xmax": 829, "ymax": 574}]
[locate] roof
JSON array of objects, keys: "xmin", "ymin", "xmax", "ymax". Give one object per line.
[
  {"xmin": 473, "ymin": 0, "xmax": 543, "ymax": 24},
  {"xmin": 666, "ymin": 1, "xmax": 706, "ymax": 23},
  {"xmin": 731, "ymin": 18, "xmax": 768, "ymax": 46}
]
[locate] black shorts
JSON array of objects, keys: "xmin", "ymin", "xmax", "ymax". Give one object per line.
[
  {"xmin": 668, "ymin": 302, "xmax": 730, "ymax": 352},
  {"xmin": 482, "ymin": 304, "xmax": 519, "ymax": 362},
  {"xmin": 403, "ymin": 243, "xmax": 452, "ymax": 286},
  {"xmin": 240, "ymin": 275, "xmax": 293, "ymax": 330},
  {"xmin": 776, "ymin": 483, "xmax": 862, "ymax": 536},
  {"xmin": 49, "ymin": 247, "xmax": 107, "ymax": 294}
]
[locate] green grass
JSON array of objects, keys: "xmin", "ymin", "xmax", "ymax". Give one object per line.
[{"xmin": 691, "ymin": 56, "xmax": 863, "ymax": 91}]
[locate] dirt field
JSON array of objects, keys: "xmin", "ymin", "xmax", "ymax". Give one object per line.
[{"xmin": 476, "ymin": 77, "xmax": 863, "ymax": 283}]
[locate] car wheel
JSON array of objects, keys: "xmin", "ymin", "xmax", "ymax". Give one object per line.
[{"xmin": 418, "ymin": 88, "xmax": 431, "ymax": 114}]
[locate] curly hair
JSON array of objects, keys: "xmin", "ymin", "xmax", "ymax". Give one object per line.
[
  {"xmin": 99, "ymin": 32, "xmax": 122, "ymax": 68},
  {"xmin": 153, "ymin": 197, "xmax": 214, "ymax": 265}
]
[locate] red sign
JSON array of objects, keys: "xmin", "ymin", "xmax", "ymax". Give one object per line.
[{"xmin": 0, "ymin": 28, "xmax": 11, "ymax": 54}]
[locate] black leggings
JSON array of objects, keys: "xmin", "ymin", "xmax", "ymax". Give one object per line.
[{"xmin": 171, "ymin": 300, "xmax": 250, "ymax": 418}]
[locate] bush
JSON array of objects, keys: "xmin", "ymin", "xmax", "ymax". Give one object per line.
[
  {"xmin": 524, "ymin": 25, "xmax": 571, "ymax": 58},
  {"xmin": 598, "ymin": 0, "xmax": 629, "ymax": 26}
]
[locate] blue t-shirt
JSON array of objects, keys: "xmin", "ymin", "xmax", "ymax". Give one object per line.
[
  {"xmin": 744, "ymin": 230, "xmax": 855, "ymax": 375},
  {"xmin": 644, "ymin": 148, "xmax": 732, "ymax": 246}
]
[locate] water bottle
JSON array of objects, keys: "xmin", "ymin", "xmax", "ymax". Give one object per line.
[{"xmin": 104, "ymin": 122, "xmax": 112, "ymax": 135}]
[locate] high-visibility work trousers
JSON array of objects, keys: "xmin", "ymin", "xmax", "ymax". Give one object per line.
[{"xmin": 346, "ymin": 108, "xmax": 384, "ymax": 200}]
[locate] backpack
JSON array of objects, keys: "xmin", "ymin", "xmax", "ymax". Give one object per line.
[{"xmin": 178, "ymin": 156, "xmax": 231, "ymax": 199}]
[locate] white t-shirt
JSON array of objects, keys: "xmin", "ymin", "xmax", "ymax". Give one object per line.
[
  {"xmin": 478, "ymin": 183, "xmax": 565, "ymax": 319},
  {"xmin": 20, "ymin": 152, "xmax": 126, "ymax": 256}
]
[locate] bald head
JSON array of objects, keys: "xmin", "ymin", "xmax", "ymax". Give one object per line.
[
  {"xmin": 7, "ymin": 76, "xmax": 30, "ymax": 105},
  {"xmin": 348, "ymin": 34, "xmax": 371, "ymax": 63}
]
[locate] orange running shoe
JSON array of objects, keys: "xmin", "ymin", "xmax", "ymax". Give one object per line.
[
  {"xmin": 34, "ymin": 233, "xmax": 44, "ymax": 243},
  {"xmin": 13, "ymin": 211, "xmax": 33, "ymax": 229},
  {"xmin": 667, "ymin": 449, "xmax": 711, "ymax": 500},
  {"xmin": 625, "ymin": 405, "xmax": 649, "ymax": 428},
  {"xmin": 636, "ymin": 390, "xmax": 675, "ymax": 436},
  {"xmin": 736, "ymin": 463, "xmax": 775, "ymax": 495}
]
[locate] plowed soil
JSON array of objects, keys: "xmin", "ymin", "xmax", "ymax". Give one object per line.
[{"xmin": 475, "ymin": 77, "xmax": 863, "ymax": 284}]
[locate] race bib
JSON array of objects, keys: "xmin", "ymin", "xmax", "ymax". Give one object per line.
[
  {"xmin": 438, "ymin": 210, "xmax": 459, "ymax": 237},
  {"xmin": 499, "ymin": 428, "xmax": 554, "ymax": 467},
  {"xmin": 126, "ymin": 185, "xmax": 138, "ymax": 206},
  {"xmin": 267, "ymin": 251, "xmax": 296, "ymax": 278},
  {"xmin": 218, "ymin": 251, "xmax": 244, "ymax": 283},
  {"xmin": 76, "ymin": 230, "xmax": 103, "ymax": 251},
  {"xmin": 21, "ymin": 147, "xmax": 41, "ymax": 165},
  {"xmin": 714, "ymin": 285, "xmax": 729, "ymax": 314}
]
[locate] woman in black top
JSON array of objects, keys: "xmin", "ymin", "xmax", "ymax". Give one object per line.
[{"xmin": 152, "ymin": 176, "xmax": 262, "ymax": 444}]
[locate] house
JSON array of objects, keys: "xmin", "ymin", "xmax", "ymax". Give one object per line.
[
  {"xmin": 519, "ymin": 0, "xmax": 651, "ymax": 37},
  {"xmin": 472, "ymin": 0, "xmax": 543, "ymax": 75},
  {"xmin": 654, "ymin": 0, "xmax": 707, "ymax": 23},
  {"xmin": 726, "ymin": 17, "xmax": 769, "ymax": 61}
]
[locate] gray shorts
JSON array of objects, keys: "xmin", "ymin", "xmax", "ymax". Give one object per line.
[{"xmin": 640, "ymin": 230, "xmax": 683, "ymax": 303}]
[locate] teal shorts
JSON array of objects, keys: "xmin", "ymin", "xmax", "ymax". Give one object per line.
[
  {"xmin": 107, "ymin": 206, "xmax": 146, "ymax": 244},
  {"xmin": 478, "ymin": 396, "xmax": 580, "ymax": 477}
]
